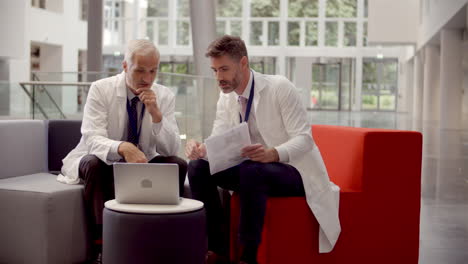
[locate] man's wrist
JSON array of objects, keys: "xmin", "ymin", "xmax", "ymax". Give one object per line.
[
  {"xmin": 118, "ymin": 142, "xmax": 133, "ymax": 156},
  {"xmin": 151, "ymin": 110, "xmax": 163, "ymax": 123},
  {"xmin": 269, "ymin": 148, "xmax": 279, "ymax": 162}
]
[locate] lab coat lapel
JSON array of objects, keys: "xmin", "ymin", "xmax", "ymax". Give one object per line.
[{"xmin": 115, "ymin": 72, "xmax": 128, "ymax": 140}]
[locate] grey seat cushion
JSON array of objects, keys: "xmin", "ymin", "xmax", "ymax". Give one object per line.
[{"xmin": 0, "ymin": 173, "xmax": 88, "ymax": 264}]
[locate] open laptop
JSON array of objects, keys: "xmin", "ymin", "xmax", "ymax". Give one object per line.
[{"xmin": 113, "ymin": 162, "xmax": 180, "ymax": 204}]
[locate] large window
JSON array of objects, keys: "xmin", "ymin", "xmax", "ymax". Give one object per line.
[
  {"xmin": 326, "ymin": 0, "xmax": 357, "ymax": 18},
  {"xmin": 344, "ymin": 22, "xmax": 357, "ymax": 46},
  {"xmin": 176, "ymin": 0, "xmax": 191, "ymax": 46},
  {"xmin": 363, "ymin": 22, "xmax": 368, "ymax": 47},
  {"xmin": 145, "ymin": 0, "xmax": 169, "ymax": 45},
  {"xmin": 250, "ymin": 57, "xmax": 276, "ymax": 75},
  {"xmin": 325, "ymin": 22, "xmax": 338, "ymax": 47},
  {"xmin": 216, "ymin": 0, "xmax": 242, "ymax": 17},
  {"xmin": 104, "ymin": 0, "xmax": 128, "ymax": 46},
  {"xmin": 288, "ymin": 22, "xmax": 300, "ymax": 46},
  {"xmin": 216, "ymin": 0, "xmax": 242, "ymax": 37},
  {"xmin": 251, "ymin": 0, "xmax": 280, "ymax": 17},
  {"xmin": 249, "ymin": 0, "xmax": 279, "ymax": 46},
  {"xmin": 147, "ymin": 0, "xmax": 168, "ymax": 17},
  {"xmin": 105, "ymin": 0, "xmax": 369, "ymax": 49},
  {"xmin": 288, "ymin": 0, "xmax": 319, "ymax": 17},
  {"xmin": 305, "ymin": 22, "xmax": 319, "ymax": 46}
]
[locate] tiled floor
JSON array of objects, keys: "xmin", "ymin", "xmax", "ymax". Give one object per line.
[{"xmin": 309, "ymin": 111, "xmax": 468, "ymax": 264}]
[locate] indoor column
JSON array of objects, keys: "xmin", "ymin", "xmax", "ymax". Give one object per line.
[
  {"xmin": 189, "ymin": 0, "xmax": 217, "ymax": 139},
  {"xmin": 439, "ymin": 29, "xmax": 463, "ymax": 130},
  {"xmin": 422, "ymin": 45, "xmax": 440, "ymax": 125},
  {"xmin": 422, "ymin": 45, "xmax": 441, "ymax": 157},
  {"xmin": 412, "ymin": 53, "xmax": 423, "ymax": 131},
  {"xmin": 87, "ymin": 0, "xmax": 103, "ymax": 81}
]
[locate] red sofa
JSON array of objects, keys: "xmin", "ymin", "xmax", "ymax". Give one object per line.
[{"xmin": 230, "ymin": 125, "xmax": 423, "ymax": 264}]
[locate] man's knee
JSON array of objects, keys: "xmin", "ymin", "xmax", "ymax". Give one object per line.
[
  {"xmin": 239, "ymin": 160, "xmax": 267, "ymax": 188},
  {"xmin": 79, "ymin": 155, "xmax": 108, "ymax": 179},
  {"xmin": 172, "ymin": 156, "xmax": 188, "ymax": 172},
  {"xmin": 188, "ymin": 159, "xmax": 209, "ymax": 171},
  {"xmin": 81, "ymin": 155, "xmax": 103, "ymax": 169},
  {"xmin": 160, "ymin": 156, "xmax": 188, "ymax": 172},
  {"xmin": 239, "ymin": 160, "xmax": 262, "ymax": 174},
  {"xmin": 187, "ymin": 159, "xmax": 210, "ymax": 180}
]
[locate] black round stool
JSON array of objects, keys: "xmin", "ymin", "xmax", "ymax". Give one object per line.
[{"xmin": 103, "ymin": 198, "xmax": 206, "ymax": 264}]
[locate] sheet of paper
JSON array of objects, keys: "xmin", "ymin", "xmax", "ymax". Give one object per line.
[{"xmin": 205, "ymin": 122, "xmax": 251, "ymax": 175}]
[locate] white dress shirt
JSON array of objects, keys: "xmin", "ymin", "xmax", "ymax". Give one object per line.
[{"xmin": 239, "ymin": 71, "xmax": 289, "ymax": 163}]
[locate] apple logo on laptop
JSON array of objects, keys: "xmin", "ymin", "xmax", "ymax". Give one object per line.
[{"xmin": 141, "ymin": 179, "xmax": 152, "ymax": 188}]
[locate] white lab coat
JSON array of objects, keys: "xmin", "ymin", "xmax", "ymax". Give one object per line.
[
  {"xmin": 57, "ymin": 72, "xmax": 181, "ymax": 184},
  {"xmin": 211, "ymin": 71, "xmax": 341, "ymax": 253}
]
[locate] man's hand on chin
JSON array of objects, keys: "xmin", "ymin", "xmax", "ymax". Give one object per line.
[
  {"xmin": 118, "ymin": 142, "xmax": 148, "ymax": 163},
  {"xmin": 137, "ymin": 88, "xmax": 163, "ymax": 123}
]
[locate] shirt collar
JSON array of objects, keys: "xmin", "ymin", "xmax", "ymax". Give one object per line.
[
  {"xmin": 239, "ymin": 70, "xmax": 253, "ymax": 99},
  {"xmin": 126, "ymin": 87, "xmax": 138, "ymax": 101}
]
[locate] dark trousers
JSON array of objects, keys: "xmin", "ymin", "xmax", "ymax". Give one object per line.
[
  {"xmin": 79, "ymin": 155, "xmax": 188, "ymax": 243},
  {"xmin": 188, "ymin": 159, "xmax": 305, "ymax": 255}
]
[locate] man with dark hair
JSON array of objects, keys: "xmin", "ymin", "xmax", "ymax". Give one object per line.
[
  {"xmin": 186, "ymin": 35, "xmax": 341, "ymax": 264},
  {"xmin": 58, "ymin": 39, "xmax": 187, "ymax": 264}
]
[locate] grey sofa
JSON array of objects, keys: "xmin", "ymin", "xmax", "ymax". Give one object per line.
[
  {"xmin": 0, "ymin": 120, "xmax": 88, "ymax": 264},
  {"xmin": 0, "ymin": 119, "xmax": 202, "ymax": 264}
]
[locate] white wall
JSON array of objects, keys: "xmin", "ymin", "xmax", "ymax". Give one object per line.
[
  {"xmin": 418, "ymin": 0, "xmax": 468, "ymax": 49},
  {"xmin": 0, "ymin": 0, "xmax": 27, "ymax": 59},
  {"xmin": 5, "ymin": 0, "xmax": 88, "ymax": 116},
  {"xmin": 367, "ymin": 0, "xmax": 419, "ymax": 45},
  {"xmin": 47, "ymin": 0, "xmax": 64, "ymax": 13}
]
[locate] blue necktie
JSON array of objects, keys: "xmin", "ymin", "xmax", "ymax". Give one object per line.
[{"xmin": 127, "ymin": 97, "xmax": 140, "ymax": 145}]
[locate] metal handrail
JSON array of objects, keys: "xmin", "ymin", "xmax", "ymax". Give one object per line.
[
  {"xmin": 28, "ymin": 71, "xmax": 215, "ymax": 79},
  {"xmin": 30, "ymin": 74, "xmax": 81, "ymax": 119},
  {"xmin": 21, "ymin": 81, "xmax": 93, "ymax": 86},
  {"xmin": 19, "ymin": 82, "xmax": 49, "ymax": 119},
  {"xmin": 19, "ymin": 81, "xmax": 92, "ymax": 120}
]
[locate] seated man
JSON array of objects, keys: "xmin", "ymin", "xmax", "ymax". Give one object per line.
[
  {"xmin": 186, "ymin": 35, "xmax": 341, "ymax": 264},
  {"xmin": 57, "ymin": 39, "xmax": 187, "ymax": 263}
]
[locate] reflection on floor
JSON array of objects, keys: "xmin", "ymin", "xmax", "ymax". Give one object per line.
[{"xmin": 309, "ymin": 111, "xmax": 468, "ymax": 264}]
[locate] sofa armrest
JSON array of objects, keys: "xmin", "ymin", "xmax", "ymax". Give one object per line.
[
  {"xmin": 312, "ymin": 125, "xmax": 366, "ymax": 192},
  {"xmin": 0, "ymin": 120, "xmax": 48, "ymax": 179},
  {"xmin": 312, "ymin": 125, "xmax": 423, "ymax": 196}
]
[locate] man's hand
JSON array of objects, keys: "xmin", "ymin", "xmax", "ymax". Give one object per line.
[
  {"xmin": 241, "ymin": 144, "xmax": 279, "ymax": 163},
  {"xmin": 185, "ymin": 139, "xmax": 207, "ymax": 160},
  {"xmin": 118, "ymin": 142, "xmax": 148, "ymax": 163},
  {"xmin": 137, "ymin": 88, "xmax": 162, "ymax": 123}
]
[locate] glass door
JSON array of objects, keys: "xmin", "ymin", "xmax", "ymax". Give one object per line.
[
  {"xmin": 311, "ymin": 58, "xmax": 354, "ymax": 110},
  {"xmin": 362, "ymin": 58, "xmax": 398, "ymax": 111}
]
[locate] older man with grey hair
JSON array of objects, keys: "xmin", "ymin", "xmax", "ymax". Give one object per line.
[{"xmin": 58, "ymin": 39, "xmax": 187, "ymax": 263}]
